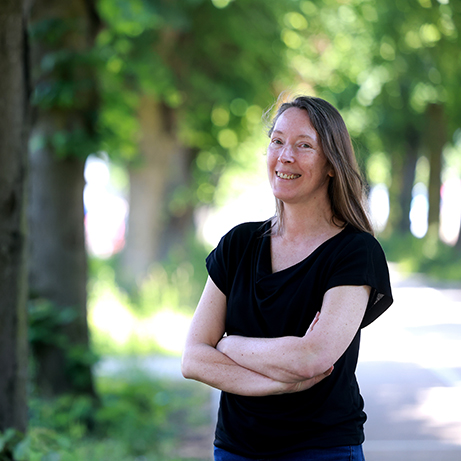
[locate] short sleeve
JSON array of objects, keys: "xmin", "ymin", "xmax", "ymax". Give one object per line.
[
  {"xmin": 205, "ymin": 221, "xmax": 265, "ymax": 297},
  {"xmin": 206, "ymin": 235, "xmax": 229, "ymax": 295},
  {"xmin": 326, "ymin": 233, "xmax": 393, "ymax": 328}
]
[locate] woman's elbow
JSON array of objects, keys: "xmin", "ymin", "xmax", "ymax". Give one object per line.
[
  {"xmin": 181, "ymin": 349, "xmax": 196, "ymax": 379},
  {"xmin": 298, "ymin": 357, "xmax": 333, "ymax": 380},
  {"xmin": 296, "ymin": 366, "xmax": 318, "ymax": 381},
  {"xmin": 181, "ymin": 343, "xmax": 209, "ymax": 380}
]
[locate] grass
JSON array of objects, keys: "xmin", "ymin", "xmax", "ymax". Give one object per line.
[
  {"xmin": 379, "ymin": 231, "xmax": 461, "ymax": 284},
  {"xmin": 21, "ymin": 369, "xmax": 213, "ymax": 461}
]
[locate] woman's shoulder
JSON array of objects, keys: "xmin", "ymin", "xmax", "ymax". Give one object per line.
[
  {"xmin": 222, "ymin": 220, "xmax": 269, "ymax": 242},
  {"xmin": 330, "ymin": 226, "xmax": 390, "ymax": 271},
  {"xmin": 327, "ymin": 225, "xmax": 387, "ymax": 262},
  {"xmin": 211, "ymin": 220, "xmax": 269, "ymax": 258},
  {"xmin": 207, "ymin": 220, "xmax": 269, "ymax": 286},
  {"xmin": 339, "ymin": 225, "xmax": 381, "ymax": 247}
]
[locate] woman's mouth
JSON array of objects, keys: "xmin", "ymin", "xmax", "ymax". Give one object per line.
[{"xmin": 276, "ymin": 171, "xmax": 301, "ymax": 180}]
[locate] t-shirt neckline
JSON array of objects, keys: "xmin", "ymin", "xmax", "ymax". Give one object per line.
[{"xmin": 263, "ymin": 221, "xmax": 350, "ymax": 275}]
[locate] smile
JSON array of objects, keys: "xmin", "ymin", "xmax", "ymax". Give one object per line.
[{"xmin": 276, "ymin": 171, "xmax": 301, "ymax": 180}]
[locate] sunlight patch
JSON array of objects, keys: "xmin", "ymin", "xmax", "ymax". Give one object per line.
[{"xmin": 147, "ymin": 311, "xmax": 191, "ymax": 354}]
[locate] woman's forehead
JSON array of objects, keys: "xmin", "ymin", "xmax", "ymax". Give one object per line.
[{"xmin": 273, "ymin": 107, "xmax": 318, "ymax": 139}]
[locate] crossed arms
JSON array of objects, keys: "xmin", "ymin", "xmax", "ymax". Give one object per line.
[{"xmin": 181, "ymin": 277, "xmax": 370, "ymax": 397}]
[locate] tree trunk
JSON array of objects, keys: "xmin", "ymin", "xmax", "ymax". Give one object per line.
[
  {"xmin": 383, "ymin": 153, "xmax": 404, "ymax": 237},
  {"xmin": 0, "ymin": 0, "xmax": 29, "ymax": 433},
  {"xmin": 385, "ymin": 125, "xmax": 420, "ymax": 237},
  {"xmin": 425, "ymin": 103, "xmax": 445, "ymax": 237},
  {"xmin": 120, "ymin": 97, "xmax": 182, "ymax": 289},
  {"xmin": 27, "ymin": 0, "xmax": 99, "ymax": 398},
  {"xmin": 397, "ymin": 130, "xmax": 419, "ymax": 234},
  {"xmin": 157, "ymin": 146, "xmax": 196, "ymax": 261},
  {"xmin": 28, "ymin": 146, "xmax": 94, "ymax": 396}
]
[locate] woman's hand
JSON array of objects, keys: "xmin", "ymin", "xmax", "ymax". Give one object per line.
[
  {"xmin": 288, "ymin": 365, "xmax": 334, "ymax": 393},
  {"xmin": 289, "ymin": 311, "xmax": 335, "ymax": 392},
  {"xmin": 306, "ymin": 311, "xmax": 320, "ymax": 334}
]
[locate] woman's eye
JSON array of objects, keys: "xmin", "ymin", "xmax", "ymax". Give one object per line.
[
  {"xmin": 300, "ymin": 143, "xmax": 311, "ymax": 149},
  {"xmin": 271, "ymin": 139, "xmax": 282, "ymax": 145}
]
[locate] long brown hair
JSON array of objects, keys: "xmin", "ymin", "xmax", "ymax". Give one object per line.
[{"xmin": 266, "ymin": 95, "xmax": 373, "ymax": 235}]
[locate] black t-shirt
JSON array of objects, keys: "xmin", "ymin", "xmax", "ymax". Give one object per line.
[{"xmin": 206, "ymin": 221, "xmax": 393, "ymax": 458}]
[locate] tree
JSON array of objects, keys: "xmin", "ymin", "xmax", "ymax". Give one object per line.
[
  {"xmin": 27, "ymin": 0, "xmax": 100, "ymax": 398},
  {"xmin": 426, "ymin": 103, "xmax": 446, "ymax": 236},
  {"xmin": 97, "ymin": 0, "xmax": 289, "ymax": 288},
  {"xmin": 280, "ymin": 0, "xmax": 461, "ymax": 239},
  {"xmin": 0, "ymin": 0, "xmax": 29, "ymax": 433},
  {"xmin": 353, "ymin": 0, "xmax": 461, "ymax": 238},
  {"xmin": 380, "ymin": 0, "xmax": 461, "ymax": 239}
]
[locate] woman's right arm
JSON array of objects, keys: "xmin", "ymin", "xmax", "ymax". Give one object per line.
[{"xmin": 181, "ymin": 277, "xmax": 331, "ymax": 396}]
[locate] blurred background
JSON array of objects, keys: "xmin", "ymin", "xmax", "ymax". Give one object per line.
[{"xmin": 1, "ymin": 0, "xmax": 461, "ymax": 459}]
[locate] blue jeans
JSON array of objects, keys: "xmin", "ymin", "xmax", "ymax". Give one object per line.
[{"xmin": 214, "ymin": 445, "xmax": 365, "ymax": 461}]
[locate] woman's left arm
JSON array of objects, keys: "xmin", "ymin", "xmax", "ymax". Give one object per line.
[{"xmin": 216, "ymin": 285, "xmax": 370, "ymax": 383}]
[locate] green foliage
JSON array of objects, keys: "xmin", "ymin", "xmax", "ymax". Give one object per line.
[
  {"xmin": 29, "ymin": 395, "xmax": 95, "ymax": 441},
  {"xmin": 29, "ymin": 300, "xmax": 78, "ymax": 348},
  {"xmin": 380, "ymin": 232, "xmax": 461, "ymax": 281},
  {"xmin": 29, "ymin": 18, "xmax": 70, "ymax": 45},
  {"xmin": 94, "ymin": 376, "xmax": 170, "ymax": 455},
  {"xmin": 96, "ymin": 0, "xmax": 290, "ymax": 208},
  {"xmin": 23, "ymin": 373, "xmax": 210, "ymax": 460},
  {"xmin": 28, "ymin": 300, "xmax": 99, "ymax": 390},
  {"xmin": 0, "ymin": 429, "xmax": 26, "ymax": 461},
  {"xmin": 277, "ymin": 0, "xmax": 461, "ymax": 155},
  {"xmin": 18, "ymin": 428, "xmax": 73, "ymax": 461},
  {"xmin": 28, "ymin": 11, "xmax": 101, "ymax": 160}
]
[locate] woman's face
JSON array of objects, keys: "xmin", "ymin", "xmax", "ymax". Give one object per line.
[{"xmin": 267, "ymin": 107, "xmax": 333, "ymax": 206}]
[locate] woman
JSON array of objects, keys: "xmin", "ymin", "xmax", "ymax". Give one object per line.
[{"xmin": 182, "ymin": 95, "xmax": 393, "ymax": 460}]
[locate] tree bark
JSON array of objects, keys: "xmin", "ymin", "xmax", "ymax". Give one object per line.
[
  {"xmin": 397, "ymin": 130, "xmax": 419, "ymax": 234},
  {"xmin": 384, "ymin": 153, "xmax": 404, "ymax": 237},
  {"xmin": 157, "ymin": 146, "xmax": 196, "ymax": 261},
  {"xmin": 28, "ymin": 147, "xmax": 93, "ymax": 396},
  {"xmin": 0, "ymin": 0, "xmax": 29, "ymax": 433},
  {"xmin": 27, "ymin": 0, "xmax": 99, "ymax": 397},
  {"xmin": 384, "ymin": 124, "xmax": 420, "ymax": 237},
  {"xmin": 120, "ymin": 97, "xmax": 182, "ymax": 288},
  {"xmin": 425, "ymin": 103, "xmax": 445, "ymax": 237}
]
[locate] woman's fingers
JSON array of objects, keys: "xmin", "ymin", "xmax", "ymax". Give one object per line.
[{"xmin": 306, "ymin": 311, "xmax": 320, "ymax": 334}]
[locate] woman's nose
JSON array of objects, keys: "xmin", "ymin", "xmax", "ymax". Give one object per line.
[{"xmin": 278, "ymin": 145, "xmax": 294, "ymax": 163}]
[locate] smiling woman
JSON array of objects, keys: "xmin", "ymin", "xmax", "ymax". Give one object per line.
[
  {"xmin": 182, "ymin": 95, "xmax": 393, "ymax": 461},
  {"xmin": 267, "ymin": 96, "xmax": 373, "ymax": 236},
  {"xmin": 267, "ymin": 106, "xmax": 334, "ymax": 212}
]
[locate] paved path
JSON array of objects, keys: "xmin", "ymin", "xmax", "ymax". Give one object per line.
[
  {"xmin": 96, "ymin": 265, "xmax": 461, "ymax": 460},
  {"xmin": 357, "ymin": 265, "xmax": 461, "ymax": 460}
]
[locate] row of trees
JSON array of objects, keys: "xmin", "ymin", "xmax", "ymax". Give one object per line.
[
  {"xmin": 0, "ymin": 0, "xmax": 291, "ymax": 436},
  {"xmin": 279, "ymin": 0, "xmax": 461, "ymax": 242},
  {"xmin": 1, "ymin": 0, "xmax": 460, "ymax": 438}
]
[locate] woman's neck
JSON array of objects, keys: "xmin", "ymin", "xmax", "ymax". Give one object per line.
[
  {"xmin": 270, "ymin": 202, "xmax": 343, "ymax": 273},
  {"xmin": 275, "ymin": 200, "xmax": 338, "ymax": 241}
]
